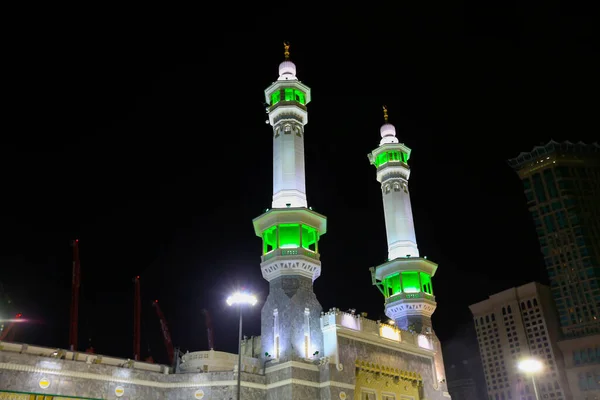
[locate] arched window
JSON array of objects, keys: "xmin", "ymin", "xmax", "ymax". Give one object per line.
[
  {"xmin": 502, "ymin": 307, "xmax": 506, "ymax": 315},
  {"xmin": 507, "ymin": 305, "xmax": 512, "ymax": 314}
]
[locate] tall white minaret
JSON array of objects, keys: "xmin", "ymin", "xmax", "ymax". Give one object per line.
[
  {"xmin": 368, "ymin": 108, "xmax": 449, "ymax": 394},
  {"xmin": 267, "ymin": 42, "xmax": 309, "ymax": 209},
  {"xmin": 253, "ymin": 43, "xmax": 326, "ymax": 380},
  {"xmin": 369, "ymin": 106, "xmax": 419, "ymax": 259}
]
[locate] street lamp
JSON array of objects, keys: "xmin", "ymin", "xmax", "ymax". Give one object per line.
[
  {"xmin": 227, "ymin": 291, "xmax": 258, "ymax": 400},
  {"xmin": 518, "ymin": 358, "xmax": 543, "ymax": 400}
]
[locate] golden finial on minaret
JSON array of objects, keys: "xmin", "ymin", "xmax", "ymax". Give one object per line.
[
  {"xmin": 383, "ymin": 105, "xmax": 389, "ymax": 122},
  {"xmin": 283, "ymin": 41, "xmax": 290, "ymax": 60}
]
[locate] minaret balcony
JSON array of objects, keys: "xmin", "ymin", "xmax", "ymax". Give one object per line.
[
  {"xmin": 262, "ymin": 247, "xmax": 320, "ymax": 262},
  {"xmin": 385, "ymin": 291, "xmax": 436, "ymax": 304},
  {"xmin": 268, "ymin": 100, "xmax": 307, "ymax": 113}
]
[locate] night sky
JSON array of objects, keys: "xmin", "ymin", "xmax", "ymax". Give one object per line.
[{"xmin": 2, "ymin": 7, "xmax": 597, "ymax": 366}]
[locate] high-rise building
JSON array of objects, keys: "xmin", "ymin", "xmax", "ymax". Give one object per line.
[
  {"xmin": 508, "ymin": 140, "xmax": 600, "ymax": 337},
  {"xmin": 508, "ymin": 140, "xmax": 600, "ymax": 397},
  {"xmin": 469, "ymin": 282, "xmax": 571, "ymax": 400},
  {"xmin": 444, "ymin": 323, "xmax": 487, "ymax": 400}
]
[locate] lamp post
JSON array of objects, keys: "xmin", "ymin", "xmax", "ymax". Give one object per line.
[
  {"xmin": 227, "ymin": 291, "xmax": 258, "ymax": 400},
  {"xmin": 518, "ymin": 358, "xmax": 543, "ymax": 400}
]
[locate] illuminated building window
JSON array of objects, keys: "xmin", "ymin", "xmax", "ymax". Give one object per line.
[
  {"xmin": 304, "ymin": 308, "xmax": 310, "ymax": 358},
  {"xmin": 273, "ymin": 309, "xmax": 279, "ymax": 359}
]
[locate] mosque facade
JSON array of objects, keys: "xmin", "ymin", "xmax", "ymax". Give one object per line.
[{"xmin": 0, "ymin": 44, "xmax": 451, "ymax": 400}]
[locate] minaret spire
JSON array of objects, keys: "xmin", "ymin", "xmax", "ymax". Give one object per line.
[
  {"xmin": 383, "ymin": 105, "xmax": 389, "ymax": 123},
  {"xmin": 283, "ymin": 41, "xmax": 290, "ymax": 60}
]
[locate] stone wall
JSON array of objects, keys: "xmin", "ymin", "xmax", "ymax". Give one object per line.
[
  {"xmin": 261, "ymin": 276, "xmax": 323, "ymax": 363},
  {"xmin": 0, "ymin": 351, "xmax": 268, "ymax": 400},
  {"xmin": 333, "ymin": 335, "xmax": 450, "ymax": 400}
]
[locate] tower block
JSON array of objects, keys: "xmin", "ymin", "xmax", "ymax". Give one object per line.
[
  {"xmin": 369, "ymin": 107, "xmax": 448, "ymax": 390},
  {"xmin": 253, "ymin": 45, "xmax": 326, "ymax": 399}
]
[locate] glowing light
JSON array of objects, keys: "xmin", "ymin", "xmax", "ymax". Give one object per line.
[
  {"xmin": 380, "ymin": 325, "xmax": 400, "ymax": 341},
  {"xmin": 226, "ymin": 292, "xmax": 258, "ymax": 306},
  {"xmin": 518, "ymin": 358, "xmax": 543, "ymax": 373},
  {"xmin": 340, "ymin": 313, "xmax": 359, "ymax": 330},
  {"xmin": 418, "ymin": 334, "xmax": 432, "ymax": 349}
]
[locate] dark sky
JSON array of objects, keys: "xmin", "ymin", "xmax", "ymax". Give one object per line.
[{"xmin": 2, "ymin": 6, "xmax": 597, "ymax": 365}]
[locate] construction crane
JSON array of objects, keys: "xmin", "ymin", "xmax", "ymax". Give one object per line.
[
  {"xmin": 0, "ymin": 313, "xmax": 23, "ymax": 341},
  {"xmin": 69, "ymin": 239, "xmax": 81, "ymax": 351},
  {"xmin": 201, "ymin": 308, "xmax": 215, "ymax": 350},
  {"xmin": 152, "ymin": 300, "xmax": 174, "ymax": 366},
  {"xmin": 133, "ymin": 276, "xmax": 141, "ymax": 361}
]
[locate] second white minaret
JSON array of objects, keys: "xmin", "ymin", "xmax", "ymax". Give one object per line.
[{"xmin": 368, "ymin": 107, "xmax": 419, "ymax": 259}]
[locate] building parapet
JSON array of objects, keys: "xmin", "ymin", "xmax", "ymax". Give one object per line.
[
  {"xmin": 320, "ymin": 308, "xmax": 433, "ymax": 350},
  {"xmin": 180, "ymin": 349, "xmax": 261, "ymax": 374},
  {"xmin": 0, "ymin": 341, "xmax": 169, "ymax": 374},
  {"xmin": 508, "ymin": 140, "xmax": 599, "ymax": 169}
]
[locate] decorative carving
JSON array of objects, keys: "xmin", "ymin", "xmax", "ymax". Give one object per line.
[{"xmin": 354, "ymin": 359, "xmax": 422, "ymax": 399}]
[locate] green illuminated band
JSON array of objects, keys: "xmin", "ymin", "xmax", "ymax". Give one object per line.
[
  {"xmin": 271, "ymin": 88, "xmax": 306, "ymax": 105},
  {"xmin": 382, "ymin": 271, "xmax": 433, "ymax": 297},
  {"xmin": 374, "ymin": 150, "xmax": 409, "ymax": 168},
  {"xmin": 262, "ymin": 223, "xmax": 319, "ymax": 254}
]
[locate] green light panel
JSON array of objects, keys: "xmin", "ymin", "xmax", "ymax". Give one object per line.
[
  {"xmin": 294, "ymin": 90, "xmax": 305, "ymax": 104},
  {"xmin": 301, "ymin": 225, "xmax": 318, "ymax": 251},
  {"xmin": 279, "ymin": 224, "xmax": 300, "ymax": 248},
  {"xmin": 262, "ymin": 224, "xmax": 320, "ymax": 254},
  {"xmin": 382, "ymin": 271, "xmax": 433, "ymax": 297},
  {"xmin": 384, "ymin": 273, "xmax": 401, "ymax": 297},
  {"xmin": 374, "ymin": 150, "xmax": 408, "ymax": 168},
  {"xmin": 271, "ymin": 91, "xmax": 281, "ymax": 105},
  {"xmin": 420, "ymin": 272, "xmax": 433, "ymax": 294},
  {"xmin": 263, "ymin": 226, "xmax": 277, "ymax": 253},
  {"xmin": 272, "ymin": 88, "xmax": 306, "ymax": 105},
  {"xmin": 401, "ymin": 271, "xmax": 420, "ymax": 293}
]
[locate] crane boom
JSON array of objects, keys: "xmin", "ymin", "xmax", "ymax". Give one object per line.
[
  {"xmin": 69, "ymin": 239, "xmax": 81, "ymax": 351},
  {"xmin": 133, "ymin": 276, "xmax": 141, "ymax": 361},
  {"xmin": 152, "ymin": 300, "xmax": 174, "ymax": 365},
  {"xmin": 201, "ymin": 309, "xmax": 215, "ymax": 350}
]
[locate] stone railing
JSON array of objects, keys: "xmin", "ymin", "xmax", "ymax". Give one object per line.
[
  {"xmin": 320, "ymin": 308, "xmax": 433, "ymax": 349},
  {"xmin": 261, "ymin": 247, "xmax": 320, "ymax": 262},
  {"xmin": 0, "ymin": 341, "xmax": 168, "ymax": 373},
  {"xmin": 385, "ymin": 292, "xmax": 436, "ymax": 304},
  {"xmin": 180, "ymin": 349, "xmax": 261, "ymax": 374}
]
